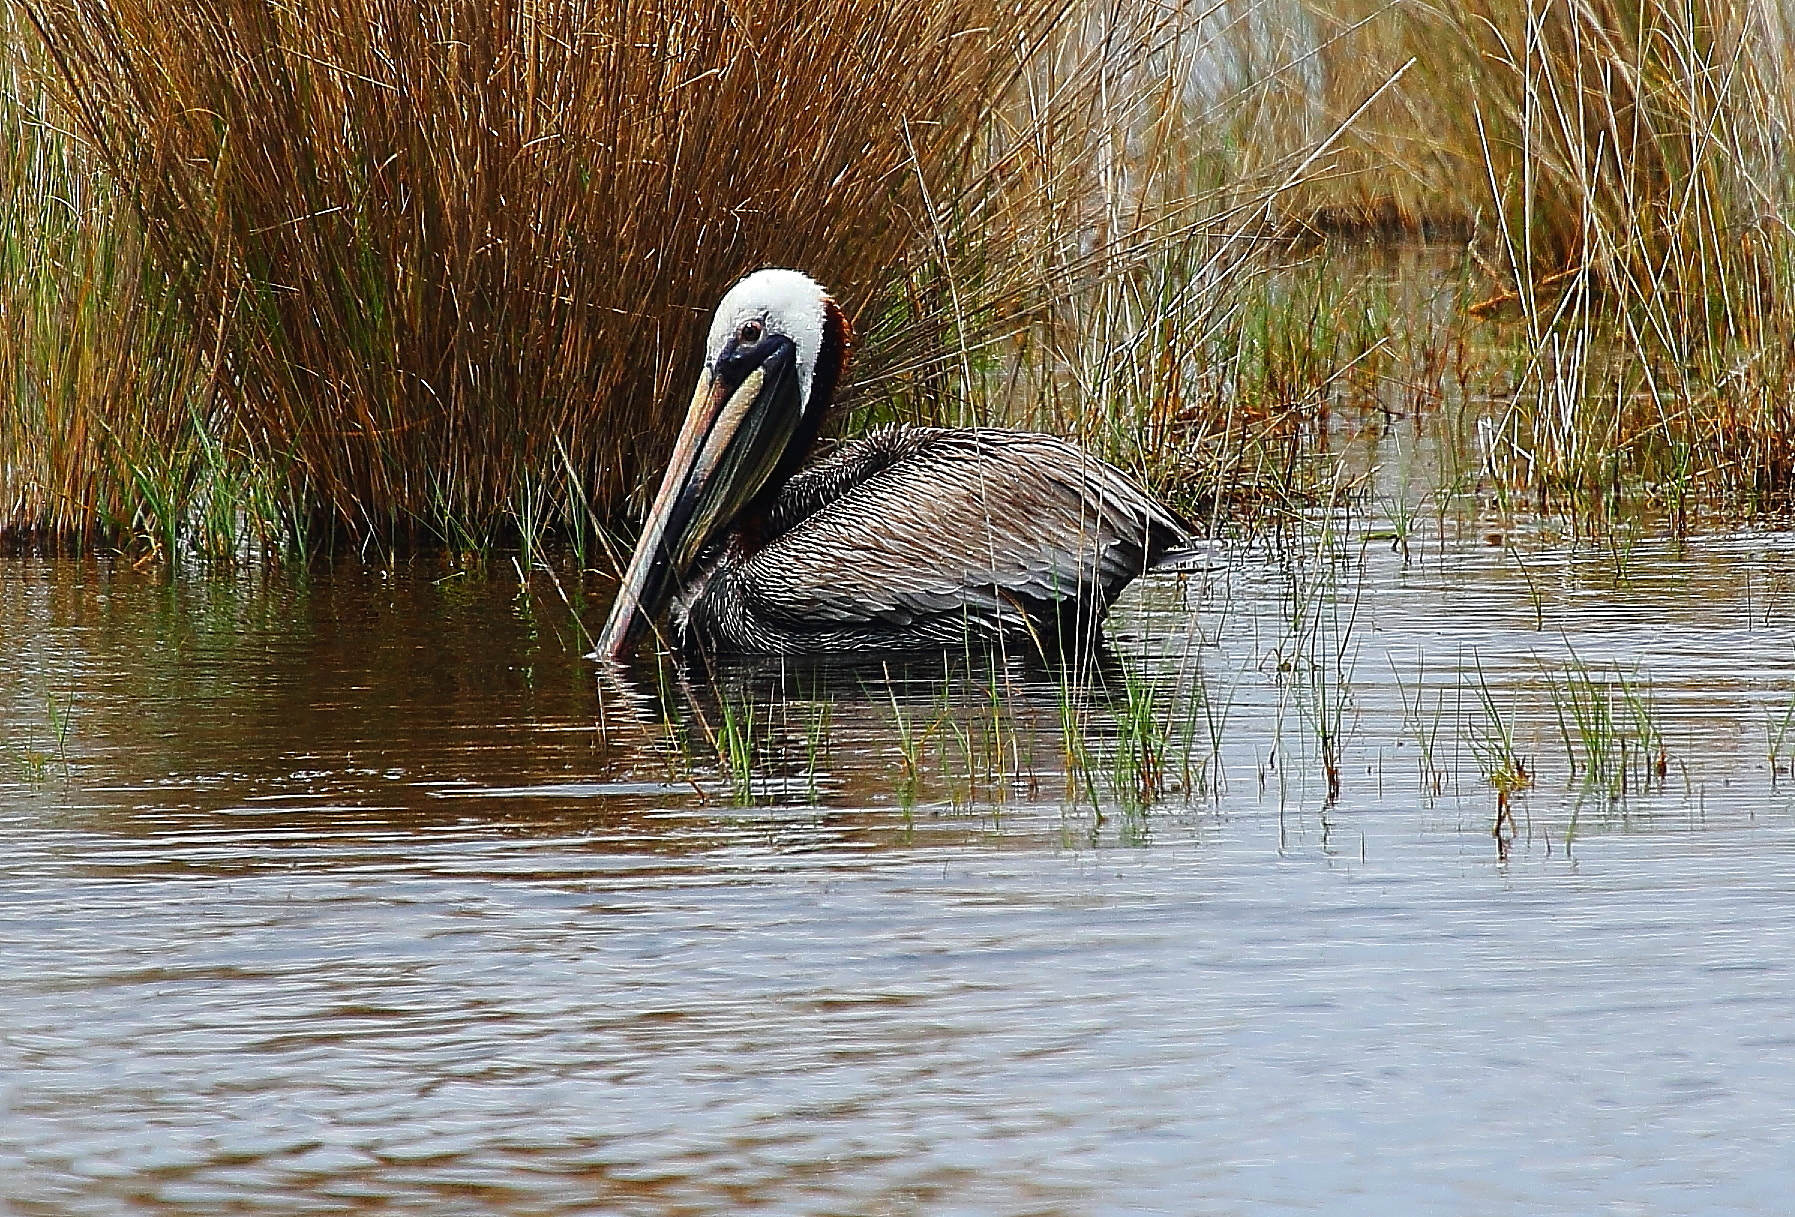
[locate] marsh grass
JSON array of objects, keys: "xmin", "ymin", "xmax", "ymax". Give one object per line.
[
  {"xmin": 613, "ymin": 658, "xmax": 846, "ymax": 807},
  {"xmin": 17, "ymin": 0, "xmax": 1421, "ymax": 550},
  {"xmin": 1054, "ymin": 673, "xmax": 1101, "ymax": 813},
  {"xmin": 1034, "ymin": 0, "xmax": 1795, "ymax": 523},
  {"xmin": 10, "ymin": 0, "xmax": 1084, "ymax": 543},
  {"xmin": 0, "ymin": 31, "xmax": 266, "ymax": 558},
  {"xmin": 1426, "ymin": 0, "xmax": 1795, "ymax": 515},
  {"xmin": 9, "ymin": 0, "xmax": 1795, "ymax": 555},
  {"xmin": 935, "ymin": 668, "xmax": 1028, "ymax": 810},
  {"xmin": 713, "ymin": 697, "xmax": 759, "ymax": 807},
  {"xmin": 0, "ymin": 22, "xmax": 1734, "ymax": 559},
  {"xmin": 1108, "ymin": 660, "xmax": 1169, "ymax": 811},
  {"xmin": 578, "ymin": 527, "xmax": 1734, "ymax": 851},
  {"xmin": 5, "ymin": 0, "xmax": 1531, "ymax": 551},
  {"xmin": 800, "ymin": 701, "xmax": 832, "ymax": 806},
  {"xmin": 1392, "ymin": 657, "xmax": 1449, "ymax": 799},
  {"xmin": 1545, "ymin": 652, "xmax": 1669, "ymax": 802},
  {"xmin": 1266, "ymin": 479, "xmax": 1369, "ymax": 802},
  {"xmin": 1767, "ymin": 695, "xmax": 1795, "ymax": 787},
  {"xmin": 619, "ymin": 650, "xmax": 1218, "ymax": 822},
  {"xmin": 1466, "ymin": 653, "xmax": 1533, "ymax": 835},
  {"xmin": 881, "ymin": 668, "xmax": 934, "ymax": 812}
]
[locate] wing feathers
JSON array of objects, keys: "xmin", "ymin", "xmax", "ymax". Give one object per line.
[{"xmin": 734, "ymin": 427, "xmax": 1187, "ymax": 638}]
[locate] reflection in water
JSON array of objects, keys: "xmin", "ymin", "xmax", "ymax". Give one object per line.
[
  {"xmin": 4, "ymin": 523, "xmax": 1795, "ymax": 1214},
  {"xmin": 596, "ymin": 640, "xmax": 1154, "ymax": 816}
]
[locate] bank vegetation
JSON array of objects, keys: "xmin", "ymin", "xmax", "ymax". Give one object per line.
[{"xmin": 2, "ymin": 0, "xmax": 1792, "ymax": 561}]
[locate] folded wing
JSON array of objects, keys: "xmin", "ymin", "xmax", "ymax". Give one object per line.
[{"xmin": 728, "ymin": 427, "xmax": 1189, "ymax": 644}]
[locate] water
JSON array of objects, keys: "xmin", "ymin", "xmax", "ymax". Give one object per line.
[{"xmin": 4, "ymin": 519, "xmax": 1795, "ymax": 1215}]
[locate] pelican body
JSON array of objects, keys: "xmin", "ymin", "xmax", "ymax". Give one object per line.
[{"xmin": 594, "ymin": 270, "xmax": 1191, "ymax": 658}]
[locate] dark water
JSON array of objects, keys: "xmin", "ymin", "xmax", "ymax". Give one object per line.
[{"xmin": 4, "ymin": 524, "xmax": 1795, "ymax": 1215}]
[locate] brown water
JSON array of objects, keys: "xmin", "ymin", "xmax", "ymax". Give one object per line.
[{"xmin": 5, "ymin": 513, "xmax": 1795, "ymax": 1214}]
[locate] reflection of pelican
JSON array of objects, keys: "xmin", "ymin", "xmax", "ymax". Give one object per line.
[{"xmin": 593, "ymin": 269, "xmax": 1192, "ymax": 658}]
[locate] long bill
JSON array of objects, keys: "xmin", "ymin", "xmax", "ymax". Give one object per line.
[{"xmin": 590, "ymin": 340, "xmax": 803, "ymax": 659}]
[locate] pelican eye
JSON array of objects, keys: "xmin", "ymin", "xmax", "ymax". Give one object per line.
[{"xmin": 737, "ymin": 321, "xmax": 763, "ymax": 346}]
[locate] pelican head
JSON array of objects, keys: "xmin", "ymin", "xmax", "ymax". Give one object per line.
[{"xmin": 592, "ymin": 269, "xmax": 849, "ymax": 658}]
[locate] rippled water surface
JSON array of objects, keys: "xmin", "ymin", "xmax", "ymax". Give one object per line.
[{"xmin": 5, "ymin": 523, "xmax": 1795, "ymax": 1214}]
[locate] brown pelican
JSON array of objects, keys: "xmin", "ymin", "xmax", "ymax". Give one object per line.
[{"xmin": 593, "ymin": 269, "xmax": 1192, "ymax": 658}]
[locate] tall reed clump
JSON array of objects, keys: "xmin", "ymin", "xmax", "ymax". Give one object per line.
[
  {"xmin": 1303, "ymin": 0, "xmax": 1795, "ymax": 512},
  {"xmin": 1449, "ymin": 0, "xmax": 1795, "ymax": 511},
  {"xmin": 8, "ymin": 0, "xmax": 1411, "ymax": 551},
  {"xmin": 1, "ymin": 25, "xmax": 265, "ymax": 557},
  {"xmin": 15, "ymin": 0, "xmax": 1073, "ymax": 547}
]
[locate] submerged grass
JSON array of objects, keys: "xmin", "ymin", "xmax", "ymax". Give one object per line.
[
  {"xmin": 1545, "ymin": 651, "xmax": 1669, "ymax": 802},
  {"xmin": 1768, "ymin": 695, "xmax": 1795, "ymax": 787}
]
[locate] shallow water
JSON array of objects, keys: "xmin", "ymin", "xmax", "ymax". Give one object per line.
[{"xmin": 4, "ymin": 519, "xmax": 1795, "ymax": 1215}]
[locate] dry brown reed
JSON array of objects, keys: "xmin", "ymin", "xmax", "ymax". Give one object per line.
[{"xmin": 16, "ymin": 0, "xmax": 1083, "ymax": 546}]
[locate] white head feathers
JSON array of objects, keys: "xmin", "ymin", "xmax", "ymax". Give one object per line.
[{"xmin": 705, "ymin": 268, "xmax": 830, "ymax": 406}]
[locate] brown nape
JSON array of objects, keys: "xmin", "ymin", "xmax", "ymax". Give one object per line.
[{"xmin": 813, "ymin": 296, "xmax": 854, "ymax": 419}]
